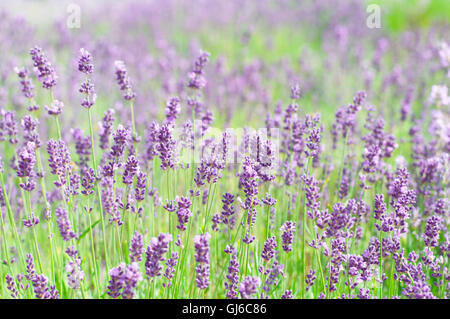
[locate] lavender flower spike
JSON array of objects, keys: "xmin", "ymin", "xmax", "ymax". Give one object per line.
[
  {"xmin": 194, "ymin": 233, "xmax": 211, "ymax": 289},
  {"xmin": 145, "ymin": 233, "xmax": 172, "ymax": 278},
  {"xmin": 239, "ymin": 276, "xmax": 261, "ymax": 299},
  {"xmin": 55, "ymin": 206, "xmax": 77, "ymax": 241},
  {"xmin": 114, "ymin": 60, "xmax": 136, "ymax": 101}
]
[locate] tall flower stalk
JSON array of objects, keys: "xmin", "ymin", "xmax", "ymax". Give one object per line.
[{"xmin": 78, "ymin": 48, "xmax": 110, "ymax": 281}]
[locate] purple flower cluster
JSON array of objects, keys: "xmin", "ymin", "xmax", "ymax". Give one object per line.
[
  {"xmin": 163, "ymin": 252, "xmax": 179, "ymax": 288},
  {"xmin": 29, "ymin": 46, "xmax": 57, "ymax": 89},
  {"xmin": 107, "ymin": 262, "xmax": 142, "ymax": 299},
  {"xmin": 101, "ymin": 176, "xmax": 122, "ymax": 225},
  {"xmin": 47, "ymin": 139, "xmax": 71, "ymax": 188},
  {"xmin": 145, "ymin": 233, "xmax": 172, "ymax": 278},
  {"xmin": 65, "ymin": 247, "xmax": 84, "ymax": 289},
  {"xmin": 194, "ymin": 233, "xmax": 211, "ymax": 289},
  {"xmin": 261, "ymin": 236, "xmax": 277, "ymax": 261},
  {"xmin": 224, "ymin": 245, "xmax": 240, "ymax": 299},
  {"xmin": 115, "ymin": 60, "xmax": 136, "ymax": 101},
  {"xmin": 331, "ymin": 91, "xmax": 366, "ymax": 148},
  {"xmin": 239, "ymin": 276, "xmax": 261, "ymax": 299},
  {"xmin": 123, "ymin": 155, "xmax": 139, "ymax": 185},
  {"xmin": 280, "ymin": 221, "xmax": 296, "ymax": 252},
  {"xmin": 14, "ymin": 67, "xmax": 38, "ymax": 111},
  {"xmin": 164, "ymin": 96, "xmax": 181, "ymax": 126},
  {"xmin": 98, "ymin": 109, "xmax": 115, "ymax": 150},
  {"xmin": 188, "ymin": 50, "xmax": 210, "ymax": 90},
  {"xmin": 16, "ymin": 142, "xmax": 36, "ymax": 191},
  {"xmin": 55, "ymin": 206, "xmax": 77, "ymax": 241},
  {"xmin": 175, "ymin": 196, "xmax": 192, "ymax": 231},
  {"xmin": 129, "ymin": 231, "xmax": 144, "ymax": 262},
  {"xmin": 156, "ymin": 124, "xmax": 176, "ymax": 170}
]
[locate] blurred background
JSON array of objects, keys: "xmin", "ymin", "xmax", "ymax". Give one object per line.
[{"xmin": 0, "ymin": 0, "xmax": 448, "ymax": 138}]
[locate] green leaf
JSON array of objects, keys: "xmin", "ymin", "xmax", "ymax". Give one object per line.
[{"xmin": 77, "ymin": 219, "xmax": 101, "ymax": 244}]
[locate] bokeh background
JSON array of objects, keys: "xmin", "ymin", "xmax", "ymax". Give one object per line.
[
  {"xmin": 0, "ymin": 0, "xmax": 449, "ymax": 300},
  {"xmin": 1, "ymin": 0, "xmax": 449, "ymax": 124}
]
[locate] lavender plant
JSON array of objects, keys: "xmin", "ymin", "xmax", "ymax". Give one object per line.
[{"xmin": 0, "ymin": 0, "xmax": 448, "ymax": 300}]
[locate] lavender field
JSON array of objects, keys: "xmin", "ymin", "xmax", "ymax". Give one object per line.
[{"xmin": 0, "ymin": 0, "xmax": 449, "ymax": 299}]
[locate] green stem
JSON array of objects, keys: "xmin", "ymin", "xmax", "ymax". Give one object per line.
[{"xmin": 87, "ymin": 107, "xmax": 110, "ymax": 273}]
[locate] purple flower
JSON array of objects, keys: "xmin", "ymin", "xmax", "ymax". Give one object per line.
[
  {"xmin": 262, "ymin": 236, "xmax": 277, "ymax": 261},
  {"xmin": 110, "ymin": 124, "xmax": 131, "ymax": 161},
  {"xmin": 25, "ymin": 253, "xmax": 36, "ymax": 281},
  {"xmin": 401, "ymin": 87, "xmax": 414, "ymax": 121},
  {"xmin": 115, "ymin": 60, "xmax": 136, "ymax": 101},
  {"xmin": 145, "ymin": 233, "xmax": 172, "ymax": 278},
  {"xmin": 211, "ymin": 214, "xmax": 222, "ymax": 231},
  {"xmin": 156, "ymin": 124, "xmax": 176, "ymax": 170},
  {"xmin": 47, "ymin": 139, "xmax": 71, "ymax": 188},
  {"xmin": 44, "ymin": 99, "xmax": 64, "ymax": 116},
  {"xmin": 107, "ymin": 262, "xmax": 142, "ymax": 299},
  {"xmin": 194, "ymin": 233, "xmax": 211, "ymax": 289},
  {"xmin": 121, "ymin": 262, "xmax": 142, "ymax": 299},
  {"xmin": 374, "ymin": 194, "xmax": 386, "ymax": 220},
  {"xmin": 29, "ymin": 46, "xmax": 57, "ymax": 89},
  {"xmin": 69, "ymin": 171, "xmax": 80, "ymax": 196},
  {"xmin": 261, "ymin": 193, "xmax": 276, "ymax": 206},
  {"xmin": 339, "ymin": 166, "xmax": 350, "ymax": 199},
  {"xmin": 79, "ymin": 79, "xmax": 97, "ymax": 109},
  {"xmin": 65, "ymin": 247, "xmax": 84, "ymax": 289},
  {"xmin": 164, "ymin": 96, "xmax": 181, "ymax": 126},
  {"xmin": 239, "ymin": 157, "xmax": 259, "ymax": 209},
  {"xmin": 358, "ymin": 288, "xmax": 371, "ymax": 299},
  {"xmin": 163, "ymin": 252, "xmax": 179, "ymax": 288},
  {"xmin": 107, "ymin": 263, "xmax": 125, "ymax": 298},
  {"xmin": 175, "ymin": 196, "xmax": 192, "ymax": 231},
  {"xmin": 14, "ymin": 67, "xmax": 35, "ymax": 100},
  {"xmin": 23, "ymin": 213, "xmax": 40, "ymax": 228},
  {"xmin": 129, "ymin": 231, "xmax": 144, "ymax": 262},
  {"xmin": 101, "ymin": 176, "xmax": 122, "ymax": 225},
  {"xmin": 81, "ymin": 167, "xmax": 95, "ymax": 196},
  {"xmin": 16, "ymin": 142, "xmax": 36, "ymax": 192},
  {"xmin": 3, "ymin": 111, "xmax": 18, "ymax": 144},
  {"xmin": 305, "ymin": 269, "xmax": 316, "ymax": 291},
  {"xmin": 70, "ymin": 170, "xmax": 80, "ymax": 195},
  {"xmin": 281, "ymin": 290, "xmax": 293, "ymax": 299},
  {"xmin": 302, "ymin": 175, "xmax": 320, "ymax": 219},
  {"xmin": 98, "ymin": 109, "xmax": 115, "ymax": 150},
  {"xmin": 49, "ymin": 285, "xmax": 59, "ymax": 299},
  {"xmin": 72, "ymin": 128, "xmax": 91, "ymax": 171},
  {"xmin": 123, "ymin": 155, "xmax": 139, "ymax": 185},
  {"xmin": 5, "ymin": 274, "xmax": 19, "ymax": 298},
  {"xmin": 422, "ymin": 216, "xmax": 442, "ymax": 248},
  {"xmin": 239, "ymin": 276, "xmax": 261, "ymax": 299},
  {"xmin": 224, "ymin": 245, "xmax": 240, "ymax": 299},
  {"xmin": 262, "ymin": 261, "xmax": 284, "ymax": 297},
  {"xmin": 200, "ymin": 110, "xmax": 214, "ymax": 136},
  {"xmin": 220, "ymin": 193, "xmax": 236, "ymax": 228},
  {"xmin": 290, "ymin": 83, "xmax": 302, "ymax": 100},
  {"xmin": 305, "ymin": 127, "xmax": 322, "ymax": 158},
  {"xmin": 144, "ymin": 121, "xmax": 159, "ymax": 162},
  {"xmin": 78, "ymin": 48, "xmax": 94, "ymax": 74},
  {"xmin": 331, "ymin": 91, "xmax": 366, "ymax": 148},
  {"xmin": 434, "ymin": 198, "xmax": 447, "ymax": 215},
  {"xmin": 55, "ymin": 206, "xmax": 77, "ymax": 241},
  {"xmin": 188, "ymin": 50, "xmax": 210, "ymax": 90},
  {"xmin": 388, "ymin": 167, "xmax": 416, "ymax": 234},
  {"xmin": 21, "ymin": 115, "xmax": 41, "ymax": 147},
  {"xmin": 31, "ymin": 274, "xmax": 51, "ymax": 299},
  {"xmin": 135, "ymin": 170, "xmax": 147, "ymax": 202},
  {"xmin": 280, "ymin": 221, "xmax": 296, "ymax": 252}
]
